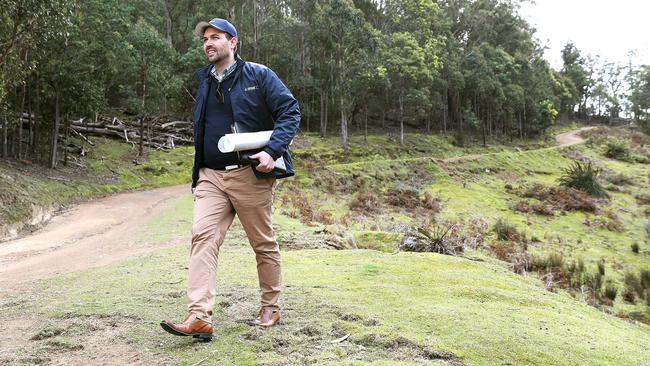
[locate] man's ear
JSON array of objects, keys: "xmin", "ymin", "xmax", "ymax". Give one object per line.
[{"xmin": 230, "ymin": 37, "xmax": 238, "ymax": 52}]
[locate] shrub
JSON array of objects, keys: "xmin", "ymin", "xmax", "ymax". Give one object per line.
[
  {"xmin": 596, "ymin": 210, "xmax": 625, "ymax": 232},
  {"xmin": 604, "ymin": 139, "xmax": 630, "ymax": 160},
  {"xmin": 624, "ymin": 271, "xmax": 643, "ymax": 299},
  {"xmin": 547, "ymin": 252, "xmax": 566, "ymax": 270},
  {"xmin": 597, "ymin": 259, "xmax": 606, "ymax": 275},
  {"xmin": 514, "ymin": 201, "xmax": 531, "ymax": 213},
  {"xmin": 532, "ymin": 204, "xmax": 556, "ymax": 216},
  {"xmin": 633, "ymin": 155, "xmax": 649, "ymax": 164},
  {"xmin": 635, "ymin": 193, "xmax": 650, "ymax": 205},
  {"xmin": 585, "ymin": 271, "xmax": 603, "ymax": 294},
  {"xmin": 567, "ymin": 258, "xmax": 585, "ymax": 274},
  {"xmin": 631, "ymin": 243, "xmax": 640, "ymax": 254},
  {"xmin": 349, "ymin": 191, "xmax": 382, "ymax": 213},
  {"xmin": 531, "ymin": 252, "xmax": 566, "ymax": 272},
  {"xmin": 622, "ymin": 289, "xmax": 636, "ymax": 303},
  {"xmin": 282, "ymin": 194, "xmax": 334, "ymax": 225},
  {"xmin": 399, "ymin": 224, "xmax": 463, "ymax": 255},
  {"xmin": 641, "ymin": 269, "xmax": 650, "ymax": 290},
  {"xmin": 385, "ymin": 186, "xmax": 421, "ymax": 208},
  {"xmin": 511, "ymin": 252, "xmax": 531, "ymax": 274},
  {"xmin": 568, "ymin": 267, "xmax": 586, "ymax": 289},
  {"xmin": 603, "ymin": 283, "xmax": 618, "ymax": 301},
  {"xmin": 421, "ymin": 192, "xmax": 443, "ymax": 212},
  {"xmin": 551, "ymin": 188, "xmax": 599, "ymax": 212},
  {"xmin": 493, "ymin": 218, "xmax": 521, "ymax": 241},
  {"xmin": 488, "ymin": 241, "xmax": 518, "ymax": 261},
  {"xmin": 521, "ymin": 183, "xmax": 550, "ymax": 200},
  {"xmin": 558, "ymin": 161, "xmax": 608, "ymax": 198}
]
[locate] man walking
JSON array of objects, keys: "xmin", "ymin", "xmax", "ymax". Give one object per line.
[{"xmin": 160, "ymin": 18, "xmax": 300, "ymax": 341}]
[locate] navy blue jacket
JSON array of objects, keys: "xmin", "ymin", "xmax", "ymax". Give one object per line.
[{"xmin": 191, "ymin": 56, "xmax": 300, "ymax": 188}]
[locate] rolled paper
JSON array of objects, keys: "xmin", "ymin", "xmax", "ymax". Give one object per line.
[{"xmin": 218, "ymin": 130, "xmax": 273, "ymax": 153}]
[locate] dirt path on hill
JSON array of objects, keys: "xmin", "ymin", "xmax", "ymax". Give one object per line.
[
  {"xmin": 0, "ymin": 184, "xmax": 189, "ymax": 289},
  {"xmin": 441, "ymin": 126, "xmax": 595, "ymax": 163},
  {"xmin": 555, "ymin": 126, "xmax": 596, "ymax": 146}
]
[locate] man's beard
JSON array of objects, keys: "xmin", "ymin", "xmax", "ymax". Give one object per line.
[
  {"xmin": 208, "ymin": 52, "xmax": 226, "ymax": 64},
  {"xmin": 206, "ymin": 47, "xmax": 229, "ymax": 64}
]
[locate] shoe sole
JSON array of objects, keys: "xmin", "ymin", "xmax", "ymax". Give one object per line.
[
  {"xmin": 258, "ymin": 319, "xmax": 280, "ymax": 329},
  {"xmin": 160, "ymin": 322, "xmax": 213, "ymax": 341}
]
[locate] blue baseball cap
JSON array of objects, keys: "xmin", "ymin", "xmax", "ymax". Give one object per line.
[{"xmin": 195, "ymin": 18, "xmax": 237, "ymax": 38}]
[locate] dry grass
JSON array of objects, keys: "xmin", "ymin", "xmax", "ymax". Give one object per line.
[{"xmin": 518, "ymin": 184, "xmax": 599, "ymax": 213}]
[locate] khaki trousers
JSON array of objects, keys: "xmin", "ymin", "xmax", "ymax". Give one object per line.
[{"xmin": 187, "ymin": 166, "xmax": 280, "ymax": 322}]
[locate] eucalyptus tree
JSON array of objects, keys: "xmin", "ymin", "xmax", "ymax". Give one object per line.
[
  {"xmin": 560, "ymin": 43, "xmax": 589, "ymax": 117},
  {"xmin": 124, "ymin": 18, "xmax": 180, "ymax": 155},
  {"xmin": 602, "ymin": 62, "xmax": 625, "ymax": 122},
  {"xmin": 311, "ymin": 0, "xmax": 375, "ymax": 147},
  {"xmin": 380, "ymin": 0, "xmax": 445, "ymax": 134},
  {"xmin": 0, "ymin": 0, "xmax": 74, "ymax": 160},
  {"xmin": 628, "ymin": 65, "xmax": 650, "ymax": 132},
  {"xmin": 381, "ymin": 32, "xmax": 432, "ymax": 145}
]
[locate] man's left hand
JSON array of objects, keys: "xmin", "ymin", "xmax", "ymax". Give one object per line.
[{"xmin": 249, "ymin": 151, "xmax": 274, "ymax": 173}]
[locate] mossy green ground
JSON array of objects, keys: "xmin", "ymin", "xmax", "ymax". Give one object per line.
[{"xmin": 2, "ymin": 192, "xmax": 649, "ymax": 365}]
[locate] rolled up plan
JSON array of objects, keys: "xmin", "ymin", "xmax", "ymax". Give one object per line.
[{"xmin": 218, "ymin": 130, "xmax": 273, "ymax": 153}]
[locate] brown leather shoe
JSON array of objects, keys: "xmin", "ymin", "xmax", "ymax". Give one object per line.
[
  {"xmin": 255, "ymin": 307, "xmax": 280, "ymax": 328},
  {"xmin": 160, "ymin": 314, "xmax": 213, "ymax": 341}
]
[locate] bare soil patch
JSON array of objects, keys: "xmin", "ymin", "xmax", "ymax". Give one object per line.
[{"xmin": 0, "ymin": 185, "xmax": 188, "ymax": 289}]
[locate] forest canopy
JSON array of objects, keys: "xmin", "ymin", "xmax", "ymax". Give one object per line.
[{"xmin": 1, "ymin": 0, "xmax": 649, "ymax": 165}]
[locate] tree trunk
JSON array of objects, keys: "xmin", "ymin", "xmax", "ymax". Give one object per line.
[
  {"xmin": 33, "ymin": 76, "xmax": 40, "ymax": 160},
  {"xmin": 17, "ymin": 81, "xmax": 27, "ymax": 159},
  {"xmin": 163, "ymin": 0, "xmax": 174, "ymax": 45},
  {"xmin": 50, "ymin": 89, "xmax": 60, "ymax": 169},
  {"xmin": 320, "ymin": 89, "xmax": 327, "ymax": 137},
  {"xmin": 381, "ymin": 87, "xmax": 387, "ymax": 128},
  {"xmin": 28, "ymin": 87, "xmax": 34, "ymax": 157},
  {"xmin": 1, "ymin": 114, "xmax": 7, "ymax": 158},
  {"xmin": 139, "ymin": 116, "xmax": 144, "ymax": 157},
  {"xmin": 364, "ymin": 103, "xmax": 368, "ymax": 143},
  {"xmin": 481, "ymin": 117, "xmax": 486, "ymax": 148},
  {"xmin": 518, "ymin": 111, "xmax": 523, "ymax": 139},
  {"xmin": 488, "ymin": 107, "xmax": 492, "ymax": 137},
  {"xmin": 521, "ymin": 100, "xmax": 528, "ymax": 139},
  {"xmin": 64, "ymin": 114, "xmax": 70, "ymax": 166},
  {"xmin": 399, "ymin": 91, "xmax": 405, "ymax": 145},
  {"xmin": 442, "ymin": 94, "xmax": 447, "ymax": 133},
  {"xmin": 340, "ymin": 98, "xmax": 348, "ymax": 149}
]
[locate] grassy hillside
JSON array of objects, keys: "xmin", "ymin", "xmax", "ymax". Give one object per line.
[
  {"xmin": 2, "ymin": 193, "xmax": 649, "ymax": 365},
  {"xmin": 279, "ymin": 126, "xmax": 650, "ymax": 323}
]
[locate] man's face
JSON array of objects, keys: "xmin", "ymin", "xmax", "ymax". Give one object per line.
[{"xmin": 202, "ymin": 27, "xmax": 236, "ymax": 64}]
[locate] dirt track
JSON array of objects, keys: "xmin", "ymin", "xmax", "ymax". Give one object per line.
[
  {"xmin": 0, "ymin": 184, "xmax": 189, "ymax": 289},
  {"xmin": 555, "ymin": 126, "xmax": 596, "ymax": 146}
]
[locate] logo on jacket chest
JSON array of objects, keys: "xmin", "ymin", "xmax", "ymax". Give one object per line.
[{"xmin": 244, "ymin": 85, "xmax": 260, "ymax": 92}]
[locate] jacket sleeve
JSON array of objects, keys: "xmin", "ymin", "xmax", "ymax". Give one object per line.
[{"xmin": 260, "ymin": 68, "xmax": 300, "ymax": 160}]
